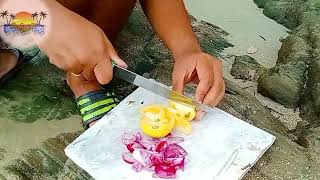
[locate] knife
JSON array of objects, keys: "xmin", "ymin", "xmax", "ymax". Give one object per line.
[{"xmin": 113, "ymin": 64, "xmax": 213, "ymax": 112}]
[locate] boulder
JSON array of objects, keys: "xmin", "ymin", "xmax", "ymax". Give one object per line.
[
  {"xmin": 277, "ymin": 34, "xmax": 311, "ymax": 65},
  {"xmin": 254, "ymin": 0, "xmax": 305, "ymax": 29},
  {"xmin": 255, "ymin": 0, "xmax": 320, "ymax": 121},
  {"xmin": 231, "ymin": 55, "xmax": 266, "ymax": 81},
  {"xmin": 300, "ymin": 59, "xmax": 320, "ymax": 126},
  {"xmin": 258, "ymin": 60, "xmax": 307, "ymax": 108}
]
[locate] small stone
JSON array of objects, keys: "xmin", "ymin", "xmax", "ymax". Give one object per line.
[{"xmin": 247, "ymin": 46, "xmax": 258, "ymax": 54}]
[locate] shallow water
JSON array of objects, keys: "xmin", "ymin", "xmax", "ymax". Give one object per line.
[{"xmin": 185, "ymin": 0, "xmax": 289, "ymax": 68}]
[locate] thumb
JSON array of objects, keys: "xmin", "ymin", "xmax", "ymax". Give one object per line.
[
  {"xmin": 105, "ymin": 37, "xmax": 128, "ymax": 69},
  {"xmin": 109, "ymin": 51, "xmax": 128, "ymax": 69},
  {"xmin": 172, "ymin": 71, "xmax": 185, "ymax": 94}
]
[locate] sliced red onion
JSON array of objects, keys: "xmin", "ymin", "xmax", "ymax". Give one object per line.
[
  {"xmin": 122, "ymin": 132, "xmax": 142, "ymax": 145},
  {"xmin": 155, "ymin": 141, "xmax": 167, "ymax": 152},
  {"xmin": 122, "ymin": 152, "xmax": 136, "ymax": 164},
  {"xmin": 122, "ymin": 132, "xmax": 187, "ymax": 179},
  {"xmin": 163, "ymin": 136, "xmax": 184, "ymax": 145},
  {"xmin": 164, "ymin": 144, "xmax": 188, "ymax": 157},
  {"xmin": 139, "ymin": 138, "xmax": 157, "ymax": 151},
  {"xmin": 132, "ymin": 161, "xmax": 144, "ymax": 172},
  {"xmin": 153, "ymin": 164, "xmax": 177, "ymax": 179}
]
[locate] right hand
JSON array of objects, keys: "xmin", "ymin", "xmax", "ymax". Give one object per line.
[{"xmin": 36, "ymin": 0, "xmax": 127, "ymax": 84}]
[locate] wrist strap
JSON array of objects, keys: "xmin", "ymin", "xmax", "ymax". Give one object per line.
[{"xmin": 76, "ymin": 90, "xmax": 119, "ymax": 128}]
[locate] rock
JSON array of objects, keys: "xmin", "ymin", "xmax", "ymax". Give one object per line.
[
  {"xmin": 253, "ymin": 0, "xmax": 267, "ymax": 8},
  {"xmin": 254, "ymin": 0, "xmax": 320, "ymax": 121},
  {"xmin": 277, "ymin": 34, "xmax": 311, "ymax": 64},
  {"xmin": 192, "ymin": 21, "xmax": 233, "ymax": 57},
  {"xmin": 258, "ymin": 60, "xmax": 307, "ymax": 108},
  {"xmin": 0, "ymin": 132, "xmax": 90, "ymax": 180},
  {"xmin": 231, "ymin": 55, "xmax": 266, "ymax": 81},
  {"xmin": 0, "ymin": 149, "xmax": 6, "ymax": 161},
  {"xmin": 0, "ymin": 54, "xmax": 78, "ymax": 123},
  {"xmin": 57, "ymin": 159, "xmax": 93, "ymax": 180},
  {"xmin": 247, "ymin": 46, "xmax": 258, "ymax": 55},
  {"xmin": 300, "ymin": 59, "xmax": 320, "ymax": 126},
  {"xmin": 254, "ymin": 0, "xmax": 305, "ymax": 29}
]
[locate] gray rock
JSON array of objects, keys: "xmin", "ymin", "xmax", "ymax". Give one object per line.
[
  {"xmin": 0, "ymin": 149, "xmax": 6, "ymax": 161},
  {"xmin": 258, "ymin": 60, "xmax": 307, "ymax": 108},
  {"xmin": 300, "ymin": 59, "xmax": 320, "ymax": 126},
  {"xmin": 254, "ymin": 0, "xmax": 320, "ymax": 121},
  {"xmin": 277, "ymin": 34, "xmax": 311, "ymax": 64},
  {"xmin": 254, "ymin": 0, "xmax": 305, "ymax": 29},
  {"xmin": 231, "ymin": 55, "xmax": 266, "ymax": 81},
  {"xmin": 0, "ymin": 54, "xmax": 78, "ymax": 123},
  {"xmin": 192, "ymin": 21, "xmax": 233, "ymax": 57},
  {"xmin": 0, "ymin": 132, "xmax": 89, "ymax": 180},
  {"xmin": 253, "ymin": 0, "xmax": 267, "ymax": 8}
]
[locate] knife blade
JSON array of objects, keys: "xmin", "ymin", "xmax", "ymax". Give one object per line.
[{"xmin": 113, "ymin": 65, "xmax": 213, "ymax": 112}]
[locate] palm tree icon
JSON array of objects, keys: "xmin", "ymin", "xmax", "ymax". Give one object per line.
[
  {"xmin": 9, "ymin": 14, "xmax": 15, "ymax": 24},
  {"xmin": 39, "ymin": 11, "xmax": 47, "ymax": 24},
  {"xmin": 31, "ymin": 12, "xmax": 39, "ymax": 23},
  {"xmin": 0, "ymin": 10, "xmax": 9, "ymax": 24}
]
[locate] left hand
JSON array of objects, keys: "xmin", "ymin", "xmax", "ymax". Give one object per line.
[{"xmin": 172, "ymin": 52, "xmax": 225, "ymax": 119}]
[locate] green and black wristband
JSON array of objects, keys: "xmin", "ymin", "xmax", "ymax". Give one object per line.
[{"xmin": 76, "ymin": 90, "xmax": 119, "ymax": 128}]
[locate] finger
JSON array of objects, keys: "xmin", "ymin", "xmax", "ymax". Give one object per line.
[
  {"xmin": 94, "ymin": 57, "xmax": 113, "ymax": 85},
  {"xmin": 195, "ymin": 111, "xmax": 205, "ymax": 121},
  {"xmin": 214, "ymin": 79, "xmax": 225, "ymax": 106},
  {"xmin": 203, "ymin": 59, "xmax": 223, "ymax": 106},
  {"xmin": 81, "ymin": 66, "xmax": 96, "ymax": 81},
  {"xmin": 203, "ymin": 76, "xmax": 224, "ymax": 106},
  {"xmin": 172, "ymin": 70, "xmax": 185, "ymax": 94},
  {"xmin": 104, "ymin": 36, "xmax": 128, "ymax": 68},
  {"xmin": 195, "ymin": 72, "xmax": 213, "ymax": 103}
]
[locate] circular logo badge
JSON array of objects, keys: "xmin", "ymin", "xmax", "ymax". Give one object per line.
[{"xmin": 0, "ymin": 0, "xmax": 49, "ymax": 48}]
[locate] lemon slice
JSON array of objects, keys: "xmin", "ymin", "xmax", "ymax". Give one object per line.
[
  {"xmin": 174, "ymin": 117, "xmax": 192, "ymax": 135},
  {"xmin": 140, "ymin": 106, "xmax": 175, "ymax": 138},
  {"xmin": 168, "ymin": 101, "xmax": 196, "ymax": 121},
  {"xmin": 140, "ymin": 102, "xmax": 196, "ymax": 138}
]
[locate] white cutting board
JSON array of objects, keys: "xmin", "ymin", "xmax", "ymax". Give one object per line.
[{"xmin": 65, "ymin": 87, "xmax": 275, "ymax": 180}]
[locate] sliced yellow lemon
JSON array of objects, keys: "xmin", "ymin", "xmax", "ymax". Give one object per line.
[
  {"xmin": 168, "ymin": 100, "xmax": 196, "ymax": 121},
  {"xmin": 140, "ymin": 105, "xmax": 175, "ymax": 138},
  {"xmin": 174, "ymin": 117, "xmax": 192, "ymax": 135}
]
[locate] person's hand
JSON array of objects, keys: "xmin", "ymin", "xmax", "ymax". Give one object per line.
[
  {"xmin": 35, "ymin": 0, "xmax": 127, "ymax": 84},
  {"xmin": 172, "ymin": 52, "xmax": 225, "ymax": 119}
]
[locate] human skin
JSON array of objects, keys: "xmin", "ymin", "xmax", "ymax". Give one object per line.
[{"xmin": 0, "ymin": 0, "xmax": 225, "ymax": 120}]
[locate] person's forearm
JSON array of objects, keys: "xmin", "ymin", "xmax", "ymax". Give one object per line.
[{"xmin": 140, "ymin": 0, "xmax": 201, "ymax": 59}]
